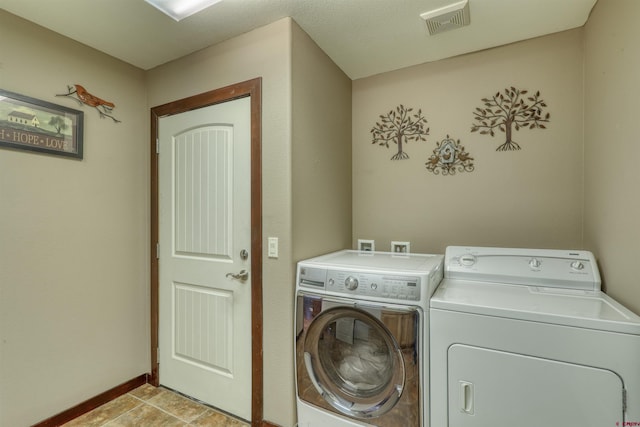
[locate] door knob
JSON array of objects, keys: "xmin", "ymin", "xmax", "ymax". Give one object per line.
[{"xmin": 226, "ymin": 270, "xmax": 249, "ymax": 281}]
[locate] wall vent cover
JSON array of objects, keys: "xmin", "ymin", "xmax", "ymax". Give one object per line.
[{"xmin": 420, "ymin": 0, "xmax": 470, "ymax": 36}]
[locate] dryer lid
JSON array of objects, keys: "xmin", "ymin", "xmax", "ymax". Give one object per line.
[{"xmin": 430, "ymin": 279, "xmax": 640, "ymax": 335}]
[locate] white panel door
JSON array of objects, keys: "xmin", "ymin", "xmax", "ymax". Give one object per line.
[
  {"xmin": 158, "ymin": 97, "xmax": 251, "ymax": 421},
  {"xmin": 447, "ymin": 344, "xmax": 624, "ymax": 427}
]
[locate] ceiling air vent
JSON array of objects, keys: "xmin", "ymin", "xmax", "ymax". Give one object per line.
[{"xmin": 420, "ymin": 0, "xmax": 470, "ymax": 36}]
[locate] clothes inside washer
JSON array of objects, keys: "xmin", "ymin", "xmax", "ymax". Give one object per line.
[
  {"xmin": 319, "ymin": 319, "xmax": 393, "ymax": 395},
  {"xmin": 338, "ymin": 340, "xmax": 391, "ymax": 389}
]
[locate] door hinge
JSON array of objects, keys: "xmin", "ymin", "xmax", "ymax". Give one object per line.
[
  {"xmin": 156, "ymin": 242, "xmax": 160, "ymax": 259},
  {"xmin": 156, "ymin": 138, "xmax": 159, "ymax": 154},
  {"xmin": 623, "ymin": 388, "xmax": 627, "ymax": 413}
]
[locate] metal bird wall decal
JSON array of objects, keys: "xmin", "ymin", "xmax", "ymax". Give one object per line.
[{"xmin": 57, "ymin": 84, "xmax": 121, "ymax": 123}]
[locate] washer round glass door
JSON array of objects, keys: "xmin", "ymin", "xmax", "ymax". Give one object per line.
[{"xmin": 303, "ymin": 306, "xmax": 405, "ymax": 418}]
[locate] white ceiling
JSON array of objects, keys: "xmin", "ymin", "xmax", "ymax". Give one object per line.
[{"xmin": 0, "ymin": 0, "xmax": 597, "ymax": 80}]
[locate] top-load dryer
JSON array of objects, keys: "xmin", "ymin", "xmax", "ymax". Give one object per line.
[{"xmin": 430, "ymin": 246, "xmax": 640, "ymax": 427}]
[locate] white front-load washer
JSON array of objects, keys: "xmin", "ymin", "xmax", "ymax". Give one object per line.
[
  {"xmin": 295, "ymin": 250, "xmax": 444, "ymax": 427},
  {"xmin": 430, "ymin": 246, "xmax": 640, "ymax": 427}
]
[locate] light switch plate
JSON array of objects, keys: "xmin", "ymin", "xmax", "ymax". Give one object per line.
[{"xmin": 268, "ymin": 237, "xmax": 278, "ymax": 258}]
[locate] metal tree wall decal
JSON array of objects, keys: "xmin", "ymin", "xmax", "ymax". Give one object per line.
[
  {"xmin": 371, "ymin": 104, "xmax": 429, "ymax": 160},
  {"xmin": 471, "ymin": 87, "xmax": 549, "ymax": 151}
]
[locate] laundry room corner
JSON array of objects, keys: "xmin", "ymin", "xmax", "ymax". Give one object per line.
[{"xmin": 583, "ymin": 0, "xmax": 640, "ymax": 316}]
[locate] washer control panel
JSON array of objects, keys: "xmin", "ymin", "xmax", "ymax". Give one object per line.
[
  {"xmin": 327, "ymin": 270, "xmax": 421, "ymax": 300},
  {"xmin": 298, "ymin": 266, "xmax": 421, "ymax": 301},
  {"xmin": 445, "ymin": 246, "xmax": 601, "ymax": 291}
]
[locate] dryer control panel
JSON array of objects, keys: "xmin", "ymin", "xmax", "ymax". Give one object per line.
[
  {"xmin": 445, "ymin": 246, "xmax": 601, "ymax": 291},
  {"xmin": 298, "ymin": 266, "xmax": 422, "ymax": 301}
]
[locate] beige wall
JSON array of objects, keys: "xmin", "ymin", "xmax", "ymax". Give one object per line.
[
  {"xmin": 0, "ymin": 11, "xmax": 149, "ymax": 427},
  {"xmin": 352, "ymin": 29, "xmax": 584, "ymax": 254},
  {"xmin": 291, "ymin": 21, "xmax": 352, "ymax": 261},
  {"xmin": 584, "ymin": 0, "xmax": 640, "ymax": 314}
]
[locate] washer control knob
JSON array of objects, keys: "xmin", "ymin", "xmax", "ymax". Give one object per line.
[
  {"xmin": 529, "ymin": 258, "xmax": 542, "ymax": 269},
  {"xmin": 345, "ymin": 276, "xmax": 359, "ymax": 290},
  {"xmin": 459, "ymin": 254, "xmax": 476, "ymax": 266},
  {"xmin": 570, "ymin": 261, "xmax": 585, "ymax": 271}
]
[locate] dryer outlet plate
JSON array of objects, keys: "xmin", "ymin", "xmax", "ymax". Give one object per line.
[{"xmin": 391, "ymin": 241, "xmax": 411, "ymax": 254}]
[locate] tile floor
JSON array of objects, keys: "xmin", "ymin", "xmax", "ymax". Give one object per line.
[{"xmin": 61, "ymin": 384, "xmax": 249, "ymax": 426}]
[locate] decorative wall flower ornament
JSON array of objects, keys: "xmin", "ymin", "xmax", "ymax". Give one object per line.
[
  {"xmin": 371, "ymin": 104, "xmax": 429, "ymax": 160},
  {"xmin": 471, "ymin": 87, "xmax": 549, "ymax": 151},
  {"xmin": 426, "ymin": 135, "xmax": 474, "ymax": 175}
]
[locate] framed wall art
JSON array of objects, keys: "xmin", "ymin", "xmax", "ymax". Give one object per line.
[{"xmin": 0, "ymin": 89, "xmax": 83, "ymax": 159}]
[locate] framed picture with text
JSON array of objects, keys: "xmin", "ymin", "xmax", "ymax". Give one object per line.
[{"xmin": 0, "ymin": 89, "xmax": 83, "ymax": 159}]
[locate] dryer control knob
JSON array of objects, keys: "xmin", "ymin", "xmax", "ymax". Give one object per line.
[
  {"xmin": 570, "ymin": 261, "xmax": 585, "ymax": 271},
  {"xmin": 529, "ymin": 258, "xmax": 542, "ymax": 269},
  {"xmin": 345, "ymin": 276, "xmax": 359, "ymax": 290},
  {"xmin": 459, "ymin": 254, "xmax": 476, "ymax": 266}
]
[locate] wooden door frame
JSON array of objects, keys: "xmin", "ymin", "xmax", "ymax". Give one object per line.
[{"xmin": 150, "ymin": 78, "xmax": 263, "ymax": 426}]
